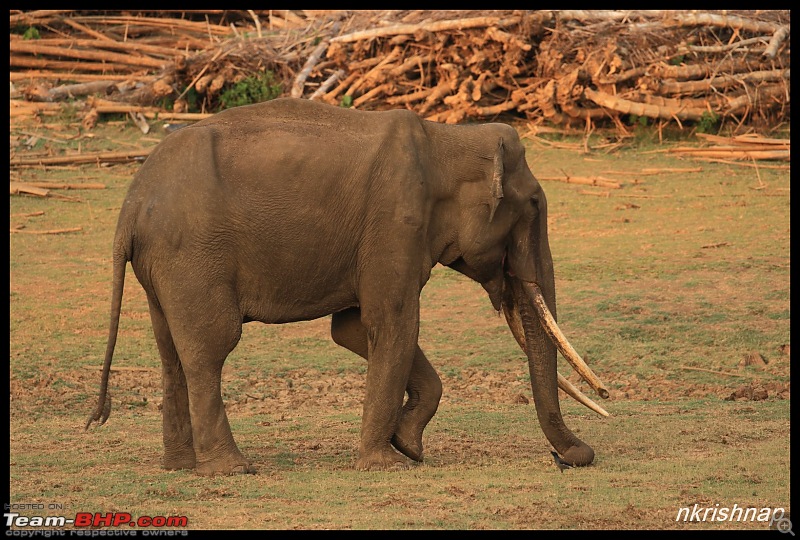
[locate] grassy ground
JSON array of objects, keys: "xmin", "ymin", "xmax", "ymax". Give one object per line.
[{"xmin": 9, "ymin": 116, "xmax": 790, "ymax": 530}]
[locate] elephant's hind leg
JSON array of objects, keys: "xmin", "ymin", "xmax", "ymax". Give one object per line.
[
  {"xmin": 331, "ymin": 308, "xmax": 442, "ymax": 462},
  {"xmin": 147, "ymin": 296, "xmax": 195, "ymax": 470},
  {"xmin": 392, "ymin": 352, "xmax": 441, "ymax": 462},
  {"xmin": 163, "ymin": 291, "xmax": 254, "ymax": 476}
]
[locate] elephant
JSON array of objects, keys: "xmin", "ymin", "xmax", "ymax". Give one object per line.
[{"xmin": 86, "ymin": 97, "xmax": 609, "ymax": 475}]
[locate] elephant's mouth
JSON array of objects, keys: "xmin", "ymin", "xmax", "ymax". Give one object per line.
[{"xmin": 503, "ymin": 279, "xmax": 610, "ymax": 417}]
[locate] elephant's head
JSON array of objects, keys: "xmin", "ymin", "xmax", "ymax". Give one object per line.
[{"xmin": 434, "ymin": 122, "xmax": 608, "ymax": 466}]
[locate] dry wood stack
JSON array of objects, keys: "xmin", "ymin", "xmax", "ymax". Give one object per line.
[{"xmin": 9, "ymin": 10, "xmax": 791, "ymax": 133}]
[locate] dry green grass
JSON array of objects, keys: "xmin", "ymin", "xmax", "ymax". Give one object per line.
[{"xmin": 9, "ymin": 117, "xmax": 790, "ymax": 530}]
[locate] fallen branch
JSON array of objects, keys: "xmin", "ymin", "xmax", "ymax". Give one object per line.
[
  {"xmin": 330, "ymin": 15, "xmax": 522, "ymax": 43},
  {"xmin": 10, "ymin": 56, "xmax": 138, "ymax": 72},
  {"xmin": 695, "ymin": 133, "xmax": 790, "ymax": 147},
  {"xmin": 93, "ymin": 106, "xmax": 212, "ymax": 121},
  {"xmin": 537, "ymin": 175, "xmax": 622, "ymax": 189},
  {"xmin": 10, "ymin": 149, "xmax": 154, "ymax": 167},
  {"xmin": 309, "ymin": 69, "xmax": 344, "ymax": 100},
  {"xmin": 60, "ymin": 17, "xmax": 117, "ymax": 42},
  {"xmin": 617, "ymin": 193, "xmax": 673, "ymax": 199},
  {"xmin": 585, "ymin": 88, "xmax": 707, "ymax": 121},
  {"xmin": 10, "ymin": 182, "xmax": 49, "ymax": 197},
  {"xmin": 687, "ymin": 158, "xmax": 789, "ymax": 170},
  {"xmin": 666, "ymin": 12, "xmax": 779, "ymax": 34},
  {"xmin": 656, "ymin": 69, "xmax": 789, "ymax": 94},
  {"xmin": 763, "ymin": 25, "xmax": 790, "ymax": 59},
  {"xmin": 25, "ymin": 80, "xmax": 121, "ymax": 102},
  {"xmin": 641, "ymin": 167, "xmax": 703, "ymax": 174},
  {"xmin": 578, "ymin": 190, "xmax": 611, "ymax": 197},
  {"xmin": 669, "ymin": 149, "xmax": 789, "ymax": 161},
  {"xmin": 69, "ymin": 14, "xmax": 233, "ymax": 35},
  {"xmin": 290, "ymin": 39, "xmax": 330, "ymax": 98},
  {"xmin": 10, "ymin": 100, "xmax": 66, "ymax": 118},
  {"xmin": 10, "ymin": 71, "xmax": 156, "ymax": 82},
  {"xmin": 14, "ymin": 181, "xmax": 106, "ymax": 190},
  {"xmin": 10, "ymin": 227, "xmax": 83, "ymax": 235},
  {"xmin": 10, "ymin": 40, "xmax": 167, "ymax": 69},
  {"xmin": 683, "ymin": 36, "xmax": 768, "ymax": 53}
]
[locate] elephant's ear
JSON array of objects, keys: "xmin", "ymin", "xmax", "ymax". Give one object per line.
[{"xmin": 488, "ymin": 138, "xmax": 504, "ymax": 222}]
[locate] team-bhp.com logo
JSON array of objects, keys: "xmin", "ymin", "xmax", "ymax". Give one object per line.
[{"xmin": 5, "ymin": 512, "xmax": 188, "ymax": 529}]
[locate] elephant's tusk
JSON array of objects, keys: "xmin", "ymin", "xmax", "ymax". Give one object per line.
[
  {"xmin": 502, "ymin": 297, "xmax": 609, "ymax": 417},
  {"xmin": 523, "ymin": 281, "xmax": 610, "ymax": 399},
  {"xmin": 557, "ymin": 373, "xmax": 609, "ymax": 417}
]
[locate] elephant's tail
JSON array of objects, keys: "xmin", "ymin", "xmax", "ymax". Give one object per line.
[{"xmin": 84, "ymin": 233, "xmax": 130, "ymax": 430}]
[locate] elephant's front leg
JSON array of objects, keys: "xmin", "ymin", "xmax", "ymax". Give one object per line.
[
  {"xmin": 356, "ymin": 296, "xmax": 421, "ymax": 470},
  {"xmin": 331, "ymin": 308, "xmax": 442, "ymax": 462}
]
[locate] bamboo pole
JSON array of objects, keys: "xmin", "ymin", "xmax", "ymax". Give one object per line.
[
  {"xmin": 60, "ymin": 17, "xmax": 117, "ymax": 42},
  {"xmin": 69, "ymin": 15, "xmax": 233, "ymax": 36},
  {"xmin": 13, "ymin": 38, "xmax": 194, "ymax": 58},
  {"xmin": 695, "ymin": 133, "xmax": 790, "ymax": 147},
  {"xmin": 9, "ymin": 10, "xmax": 74, "ymax": 25},
  {"xmin": 10, "ymin": 71, "xmax": 155, "ymax": 82},
  {"xmin": 670, "ymin": 149, "xmax": 789, "ymax": 160},
  {"xmin": 10, "ymin": 149, "xmax": 154, "ymax": 167},
  {"xmin": 91, "ymin": 103, "xmax": 212, "ymax": 121},
  {"xmin": 10, "ymin": 57, "xmax": 142, "ymax": 72},
  {"xmin": 10, "ymin": 41, "xmax": 168, "ymax": 69},
  {"xmin": 15, "ymin": 182, "xmax": 106, "ymax": 190}
]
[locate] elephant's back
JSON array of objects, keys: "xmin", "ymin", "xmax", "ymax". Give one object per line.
[{"xmin": 188, "ymin": 97, "xmax": 410, "ymax": 140}]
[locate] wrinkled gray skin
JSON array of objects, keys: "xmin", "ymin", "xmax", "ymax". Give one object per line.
[{"xmin": 87, "ymin": 97, "xmax": 595, "ymax": 475}]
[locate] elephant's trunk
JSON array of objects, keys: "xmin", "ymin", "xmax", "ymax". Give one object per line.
[
  {"xmin": 504, "ymin": 277, "xmax": 595, "ymax": 466},
  {"xmin": 524, "ymin": 282, "xmax": 609, "ymax": 399},
  {"xmin": 503, "ymin": 297, "xmax": 609, "ymax": 418}
]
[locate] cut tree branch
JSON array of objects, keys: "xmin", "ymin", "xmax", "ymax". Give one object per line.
[
  {"xmin": 291, "ymin": 39, "xmax": 330, "ymax": 98},
  {"xmin": 330, "ymin": 15, "xmax": 522, "ymax": 43}
]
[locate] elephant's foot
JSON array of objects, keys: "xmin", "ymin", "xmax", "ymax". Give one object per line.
[
  {"xmin": 195, "ymin": 448, "xmax": 256, "ymax": 476},
  {"xmin": 162, "ymin": 448, "xmax": 197, "ymax": 470},
  {"xmin": 355, "ymin": 447, "xmax": 410, "ymax": 471},
  {"xmin": 560, "ymin": 442, "xmax": 595, "ymax": 467},
  {"xmin": 162, "ymin": 435, "xmax": 197, "ymax": 470},
  {"xmin": 196, "ymin": 459, "xmax": 256, "ymax": 476},
  {"xmin": 392, "ymin": 420, "xmax": 424, "ymax": 462}
]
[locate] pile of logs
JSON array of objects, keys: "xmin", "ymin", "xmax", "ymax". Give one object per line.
[{"xmin": 9, "ymin": 10, "xmax": 791, "ymax": 132}]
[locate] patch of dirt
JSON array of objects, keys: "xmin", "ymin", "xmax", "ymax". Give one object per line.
[{"xmin": 9, "ymin": 360, "xmax": 789, "ymax": 424}]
